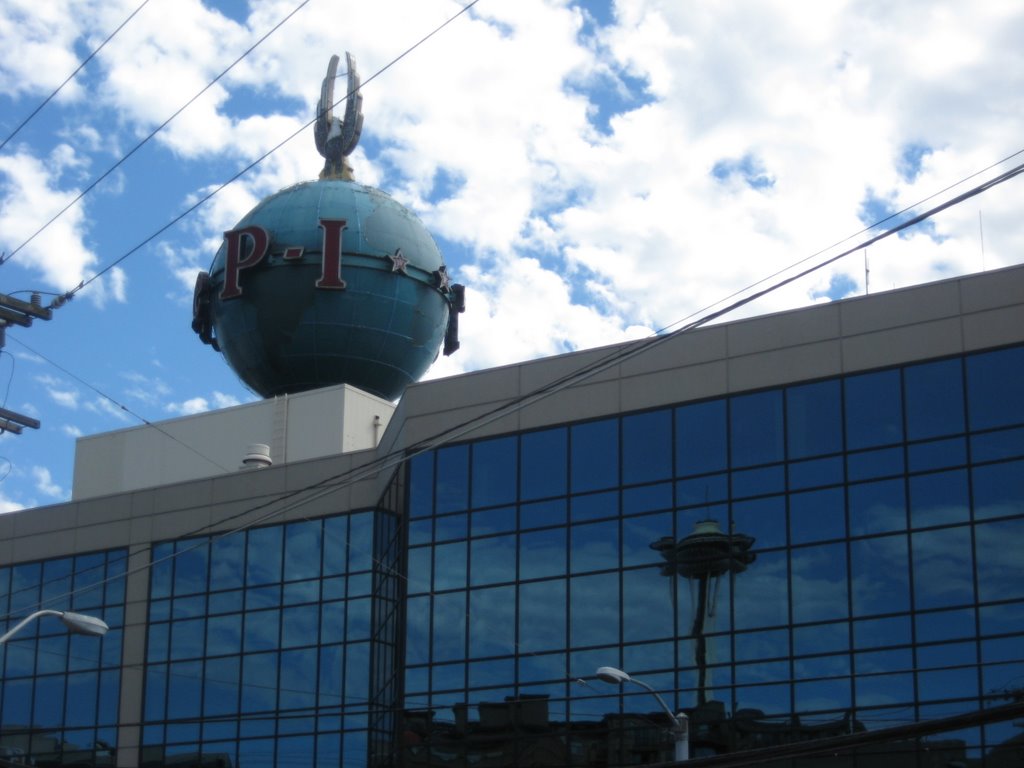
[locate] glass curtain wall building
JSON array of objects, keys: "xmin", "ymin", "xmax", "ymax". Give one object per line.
[{"xmin": 1, "ymin": 264, "xmax": 1023, "ymax": 767}]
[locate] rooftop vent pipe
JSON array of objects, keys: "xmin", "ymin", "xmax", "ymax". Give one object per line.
[{"xmin": 241, "ymin": 443, "xmax": 272, "ymax": 469}]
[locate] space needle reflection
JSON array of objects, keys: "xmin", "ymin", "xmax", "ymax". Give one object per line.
[{"xmin": 652, "ymin": 520, "xmax": 756, "ymax": 705}]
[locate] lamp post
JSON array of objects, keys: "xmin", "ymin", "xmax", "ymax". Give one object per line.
[
  {"xmin": 596, "ymin": 666, "xmax": 689, "ymax": 763},
  {"xmin": 0, "ymin": 609, "xmax": 109, "ymax": 645}
]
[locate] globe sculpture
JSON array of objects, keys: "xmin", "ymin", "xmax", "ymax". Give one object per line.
[{"xmin": 192, "ymin": 53, "xmax": 464, "ymax": 401}]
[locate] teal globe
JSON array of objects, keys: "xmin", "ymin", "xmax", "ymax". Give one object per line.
[{"xmin": 205, "ymin": 179, "xmax": 453, "ymax": 401}]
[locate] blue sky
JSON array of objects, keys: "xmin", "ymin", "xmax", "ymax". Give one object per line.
[{"xmin": 1, "ymin": 0, "xmax": 1023, "ymax": 511}]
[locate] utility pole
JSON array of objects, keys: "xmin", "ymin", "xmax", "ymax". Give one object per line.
[{"xmin": 0, "ymin": 291, "xmax": 53, "ymax": 434}]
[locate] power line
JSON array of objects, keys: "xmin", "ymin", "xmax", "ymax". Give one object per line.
[
  {"xmin": 0, "ymin": 0, "xmax": 314, "ymax": 269},
  {"xmin": 7, "ymin": 334, "xmax": 232, "ymax": 473},
  {"xmin": 0, "ymin": 0, "xmax": 154, "ymax": 153}
]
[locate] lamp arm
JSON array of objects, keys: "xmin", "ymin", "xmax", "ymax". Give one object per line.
[
  {"xmin": 0, "ymin": 609, "xmax": 62, "ymax": 645},
  {"xmin": 628, "ymin": 678, "xmax": 684, "ymax": 734}
]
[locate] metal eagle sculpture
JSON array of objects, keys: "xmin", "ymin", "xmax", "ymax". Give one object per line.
[{"xmin": 314, "ymin": 52, "xmax": 364, "ymax": 180}]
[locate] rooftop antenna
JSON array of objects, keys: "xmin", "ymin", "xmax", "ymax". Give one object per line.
[{"xmin": 864, "ymin": 248, "xmax": 870, "ymax": 295}]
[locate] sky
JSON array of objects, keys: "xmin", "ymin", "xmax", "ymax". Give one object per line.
[{"xmin": 1, "ymin": 0, "xmax": 1023, "ymax": 512}]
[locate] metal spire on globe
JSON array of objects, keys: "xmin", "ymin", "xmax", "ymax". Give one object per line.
[{"xmin": 192, "ymin": 53, "xmax": 465, "ymax": 401}]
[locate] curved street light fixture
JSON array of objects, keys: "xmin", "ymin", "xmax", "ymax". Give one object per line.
[
  {"xmin": 596, "ymin": 666, "xmax": 689, "ymax": 763},
  {"xmin": 0, "ymin": 609, "xmax": 109, "ymax": 645}
]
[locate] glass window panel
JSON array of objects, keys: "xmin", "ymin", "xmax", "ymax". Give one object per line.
[
  {"xmin": 173, "ymin": 539, "xmax": 209, "ymax": 596},
  {"xmin": 245, "ymin": 584, "xmax": 279, "ymax": 610},
  {"xmin": 281, "ymin": 604, "xmax": 319, "ymax": 649},
  {"xmin": 845, "ymin": 369, "xmax": 903, "ymax": 449},
  {"xmin": 73, "ymin": 552, "xmax": 106, "ymax": 610},
  {"xmin": 622, "ymin": 512, "xmax": 672, "ymax": 568},
  {"xmin": 730, "ymin": 390, "xmax": 784, "ymax": 468},
  {"xmin": 855, "ymin": 672, "xmax": 914, "ymax": 708},
  {"xmin": 143, "ymin": 664, "xmax": 166, "ymax": 720},
  {"xmin": 243, "ymin": 609, "xmax": 279, "ymax": 653},
  {"xmin": 472, "ymin": 506, "xmax": 515, "ymax": 537},
  {"xmin": 32, "ymin": 674, "xmax": 64, "ymax": 728},
  {"xmin": 972, "ymin": 459, "xmax": 1024, "ymax": 520},
  {"xmin": 850, "ymin": 535, "xmax": 910, "ymax": 616},
  {"xmin": 519, "ymin": 498, "xmax": 566, "ymax": 529},
  {"xmin": 433, "ymin": 542, "xmax": 467, "ymax": 591},
  {"xmin": 676, "ymin": 473, "xmax": 728, "ymax": 508},
  {"xmin": 909, "ymin": 469, "xmax": 969, "ymax": 528},
  {"xmin": 408, "ymin": 451, "xmax": 434, "ymax": 518},
  {"xmin": 731, "ymin": 464, "xmax": 785, "ymax": 499},
  {"xmin": 853, "ymin": 615, "xmax": 911, "ymax": 650},
  {"xmin": 966, "ymin": 346, "xmax": 1024, "ymax": 430},
  {"xmin": 570, "ymin": 572, "xmax": 620, "ymax": 647},
  {"xmin": 434, "ymin": 513, "xmax": 467, "ymax": 542},
  {"xmin": 904, "ymin": 358, "xmax": 965, "ymax": 440},
  {"xmin": 975, "ymin": 518, "xmax": 1024, "ymax": 602},
  {"xmin": 98, "ymin": 669, "xmax": 119, "ymax": 725},
  {"xmin": 173, "ymin": 595, "xmax": 206, "ymax": 619},
  {"xmin": 795, "ymin": 676, "xmax": 851, "ymax": 713},
  {"xmin": 733, "ymin": 681, "xmax": 790, "ymax": 717},
  {"xmin": 284, "ymin": 521, "xmax": 322, "ymax": 582},
  {"xmin": 913, "ymin": 613, "xmax": 977, "ymax": 656},
  {"xmin": 570, "ymin": 419, "xmax": 619, "ymax": 493},
  {"xmin": 37, "ymin": 633, "xmax": 69, "ymax": 674},
  {"xmin": 793, "ymin": 622, "xmax": 849, "ymax": 657},
  {"xmin": 468, "ymin": 657, "xmax": 515, "ymax": 689},
  {"xmin": 167, "ymin": 660, "xmax": 202, "ymax": 720},
  {"xmin": 912, "ymin": 526, "xmax": 974, "ymax": 610},
  {"xmin": 68, "ymin": 632, "xmax": 101, "ymax": 671},
  {"xmin": 916, "ymin": 640, "xmax": 976, "ymax": 670},
  {"xmin": 848, "ymin": 478, "xmax": 906, "ymax": 536},
  {"xmin": 246, "ymin": 526, "xmax": 282, "ymax": 586},
  {"xmin": 468, "ymin": 586, "xmax": 515, "ymax": 658},
  {"xmin": 346, "ymin": 598, "xmax": 371, "ymax": 641},
  {"xmin": 406, "ymin": 546, "xmax": 431, "ymax": 595},
  {"xmin": 570, "ymin": 490, "xmax": 618, "ymax": 522},
  {"xmin": 432, "ymin": 593, "xmax": 466, "ymax": 662},
  {"xmin": 436, "ymin": 444, "xmax": 470, "ymax": 514},
  {"xmin": 622, "ymin": 640, "xmax": 674, "ymax": 674},
  {"xmin": 204, "ymin": 656, "xmax": 240, "ymax": 717},
  {"xmin": 731, "ymin": 495, "xmax": 785, "ymax": 551},
  {"xmin": 787, "ymin": 379, "xmax": 842, "ymax": 459},
  {"xmin": 733, "ymin": 550, "xmax": 788, "ymax": 630},
  {"xmin": 982, "ymin": 635, "xmax": 1024, "ymax": 664},
  {"xmin": 282, "ymin": 579, "xmax": 319, "ymax": 606},
  {"xmin": 469, "ymin": 535, "xmax": 516, "ymax": 587},
  {"xmin": 10, "ymin": 561, "xmax": 41, "ymax": 615},
  {"xmin": 408, "ymin": 518, "xmax": 432, "ymax": 546},
  {"xmin": 520, "ymin": 581, "xmax": 569, "ymax": 651},
  {"xmin": 205, "ymin": 536, "xmax": 243, "ymax": 593},
  {"xmin": 790, "ymin": 486, "xmax": 845, "ymax": 545},
  {"xmin": 791, "ymin": 543, "xmax": 848, "ymax": 623},
  {"xmin": 345, "ymin": 640, "xmax": 372, "ymax": 704},
  {"xmin": 170, "ymin": 618, "xmax": 205, "ymax": 660},
  {"xmin": 472, "ymin": 436, "xmax": 517, "ymax": 508},
  {"xmin": 322, "ymin": 515, "xmax": 349, "ymax": 576},
  {"xmin": 241, "ymin": 652, "xmax": 278, "ymax": 713},
  {"xmin": 517, "ymin": 651, "xmax": 566, "ymax": 684},
  {"xmin": 403, "ymin": 596, "xmax": 429, "ymax": 666},
  {"xmin": 622, "ymin": 566, "xmax": 674, "ymax": 643},
  {"xmin": 519, "ymin": 528, "xmax": 566, "ymax": 580},
  {"xmin": 622, "ymin": 409, "xmax": 672, "ymax": 485},
  {"xmin": 520, "ymin": 427, "xmax": 567, "ymax": 500},
  {"xmin": 41, "ymin": 557, "xmax": 73, "ymax": 610},
  {"xmin": 971, "ymin": 426, "xmax": 1024, "ymax": 463},
  {"xmin": 676, "ymin": 399, "xmax": 727, "ymax": 476},
  {"xmin": 347, "ymin": 511, "xmax": 373, "ymax": 572},
  {"xmin": 735, "ymin": 628, "xmax": 788, "ymax": 662},
  {"xmin": 570, "ymin": 520, "xmax": 619, "ymax": 574},
  {"xmin": 788, "ymin": 455, "xmax": 844, "ymax": 490},
  {"xmin": 846, "ymin": 446, "xmax": 904, "ymax": 482},
  {"xmin": 907, "ymin": 436, "xmax": 967, "ymax": 473},
  {"xmin": 917, "ymin": 666, "xmax": 978, "ymax": 702},
  {"xmin": 622, "ymin": 482, "xmax": 672, "ymax": 515},
  {"xmin": 279, "ymin": 647, "xmax": 317, "ymax": 710}
]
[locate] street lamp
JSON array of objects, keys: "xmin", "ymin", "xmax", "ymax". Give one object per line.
[
  {"xmin": 596, "ymin": 666, "xmax": 689, "ymax": 763},
  {"xmin": 0, "ymin": 609, "xmax": 109, "ymax": 645}
]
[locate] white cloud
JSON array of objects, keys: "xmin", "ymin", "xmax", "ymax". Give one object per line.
[
  {"xmin": 31, "ymin": 465, "xmax": 64, "ymax": 498},
  {"xmin": 62, "ymin": 424, "xmax": 84, "ymax": 438},
  {"xmin": 37, "ymin": 374, "xmax": 79, "ymax": 409}
]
